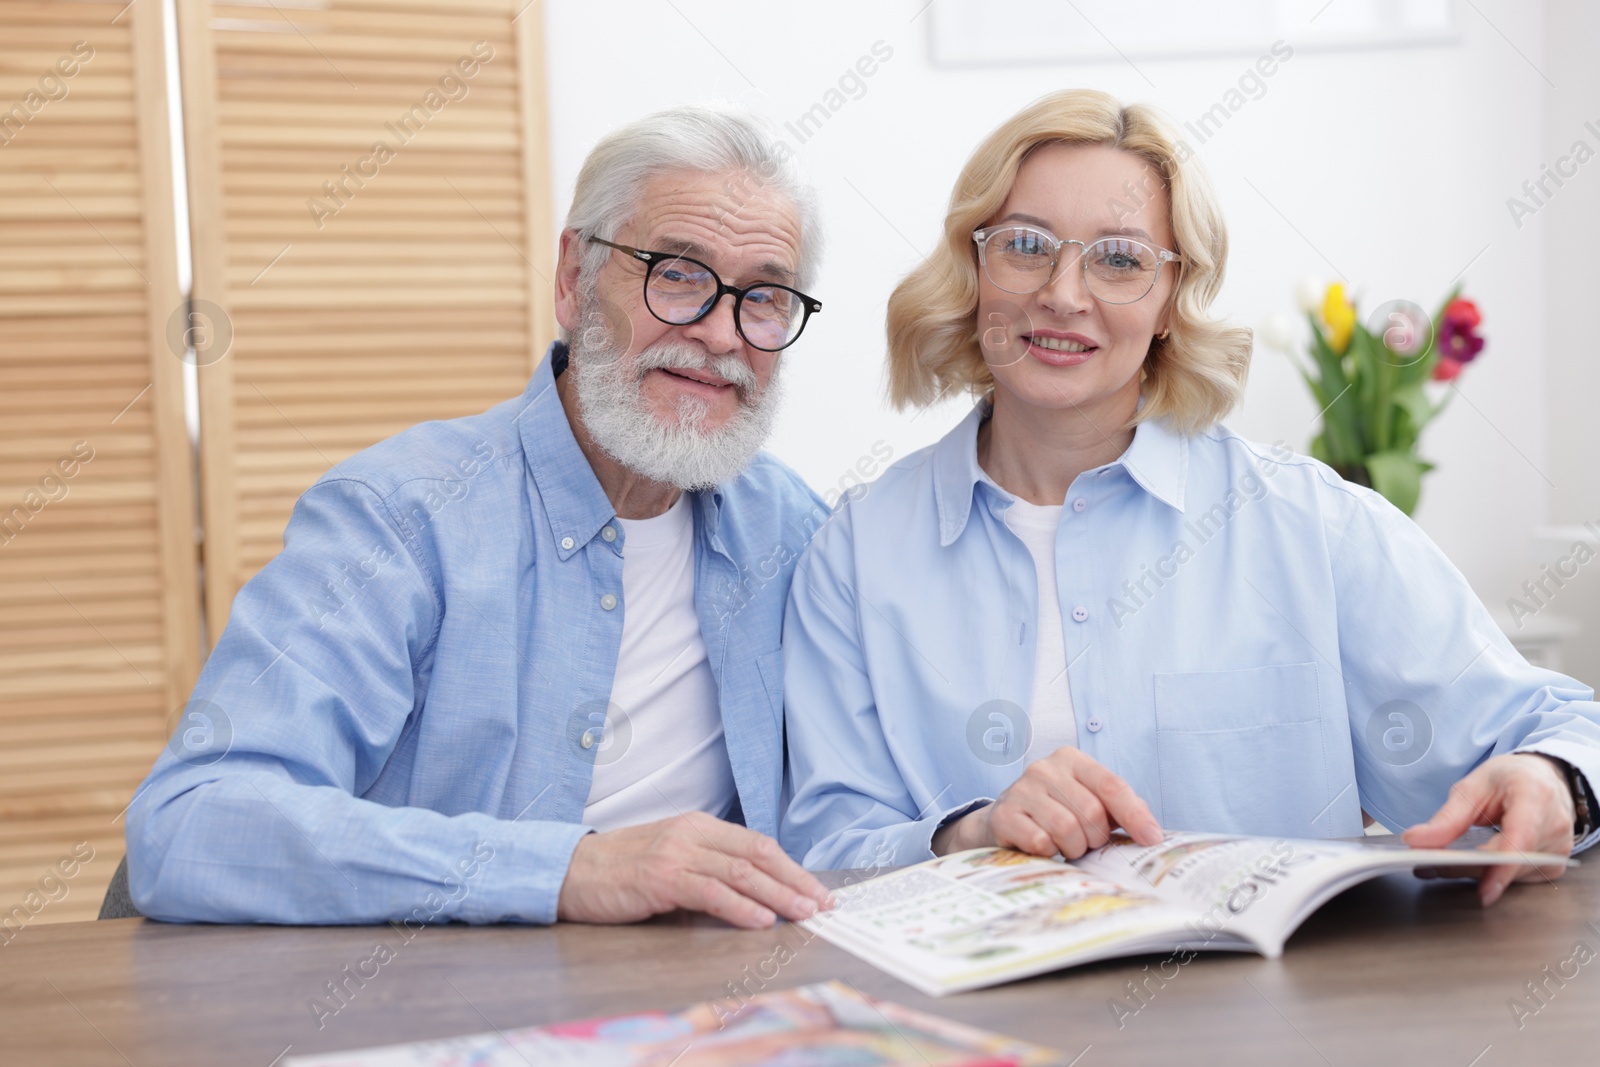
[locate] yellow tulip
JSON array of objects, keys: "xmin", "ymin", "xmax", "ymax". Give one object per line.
[{"xmin": 1322, "ymin": 283, "xmax": 1355, "ymax": 354}]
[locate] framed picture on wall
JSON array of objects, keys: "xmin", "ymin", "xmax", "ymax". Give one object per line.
[{"xmin": 928, "ymin": 0, "xmax": 1459, "ymax": 66}]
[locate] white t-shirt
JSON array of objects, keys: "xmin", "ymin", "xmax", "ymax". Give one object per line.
[
  {"xmin": 581, "ymin": 494, "xmax": 737, "ymax": 833},
  {"xmin": 1004, "ymin": 498, "xmax": 1079, "ymax": 759}
]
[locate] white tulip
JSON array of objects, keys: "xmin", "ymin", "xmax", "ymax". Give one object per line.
[
  {"xmin": 1259, "ymin": 312, "xmax": 1299, "ymax": 354},
  {"xmin": 1294, "ymin": 277, "xmax": 1324, "ymax": 314}
]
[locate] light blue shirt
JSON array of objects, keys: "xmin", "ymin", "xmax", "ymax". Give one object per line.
[
  {"xmin": 128, "ymin": 343, "xmax": 826, "ymax": 924},
  {"xmin": 781, "ymin": 402, "xmax": 1600, "ymax": 870}
]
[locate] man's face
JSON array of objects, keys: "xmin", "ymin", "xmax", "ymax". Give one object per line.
[
  {"xmin": 556, "ymin": 167, "xmax": 804, "ymax": 489},
  {"xmin": 565, "ymin": 168, "xmax": 802, "ymax": 424}
]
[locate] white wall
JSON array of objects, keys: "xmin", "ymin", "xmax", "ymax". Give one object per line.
[
  {"xmin": 544, "ymin": 0, "xmax": 1575, "ymax": 670},
  {"xmin": 1541, "ymin": 0, "xmax": 1600, "ymax": 683}
]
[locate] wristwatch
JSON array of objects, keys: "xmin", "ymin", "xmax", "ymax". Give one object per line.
[{"xmin": 1533, "ymin": 754, "xmax": 1595, "ymax": 839}]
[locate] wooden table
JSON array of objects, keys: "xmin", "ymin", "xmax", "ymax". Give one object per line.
[{"xmin": 4, "ymin": 852, "xmax": 1598, "ymax": 1066}]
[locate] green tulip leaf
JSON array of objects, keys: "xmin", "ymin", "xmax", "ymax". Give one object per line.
[
  {"xmin": 1394, "ymin": 382, "xmax": 1432, "ymax": 425},
  {"xmin": 1365, "ymin": 450, "xmax": 1425, "ymax": 516}
]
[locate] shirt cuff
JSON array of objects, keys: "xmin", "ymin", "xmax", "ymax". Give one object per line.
[
  {"xmin": 1515, "ymin": 742, "xmax": 1600, "ymax": 855},
  {"xmin": 460, "ymin": 819, "xmax": 593, "ymax": 924},
  {"xmin": 934, "ymin": 798, "xmax": 994, "ymax": 840},
  {"xmin": 873, "ymin": 797, "xmax": 997, "ymax": 868}
]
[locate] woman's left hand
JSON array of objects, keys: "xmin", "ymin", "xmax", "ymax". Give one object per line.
[{"xmin": 1401, "ymin": 753, "xmax": 1576, "ymax": 906}]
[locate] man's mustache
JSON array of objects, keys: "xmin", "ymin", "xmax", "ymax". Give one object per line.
[{"xmin": 635, "ymin": 343, "xmax": 759, "ymax": 397}]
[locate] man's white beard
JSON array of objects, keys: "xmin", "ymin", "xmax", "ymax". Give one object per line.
[{"xmin": 569, "ymin": 290, "xmax": 785, "ymax": 491}]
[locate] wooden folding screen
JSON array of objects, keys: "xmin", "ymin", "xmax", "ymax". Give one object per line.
[
  {"xmin": 178, "ymin": 0, "xmax": 556, "ymax": 638},
  {"xmin": 0, "ymin": 0, "xmax": 201, "ymax": 923}
]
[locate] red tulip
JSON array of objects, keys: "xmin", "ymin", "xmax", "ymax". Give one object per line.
[{"xmin": 1443, "ymin": 298, "xmax": 1481, "ymax": 330}]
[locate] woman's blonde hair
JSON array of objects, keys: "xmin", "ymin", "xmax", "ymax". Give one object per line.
[{"xmin": 886, "ymin": 89, "xmax": 1251, "ymax": 434}]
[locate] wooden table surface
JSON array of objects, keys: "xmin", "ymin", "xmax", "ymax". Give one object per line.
[{"xmin": 3, "ymin": 851, "xmax": 1598, "ymax": 1066}]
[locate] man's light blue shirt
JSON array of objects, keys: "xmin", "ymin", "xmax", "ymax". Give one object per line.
[
  {"xmin": 781, "ymin": 403, "xmax": 1600, "ymax": 870},
  {"xmin": 128, "ymin": 343, "xmax": 826, "ymax": 924}
]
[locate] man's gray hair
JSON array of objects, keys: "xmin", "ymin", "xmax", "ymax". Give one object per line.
[{"xmin": 563, "ymin": 103, "xmax": 822, "ymax": 293}]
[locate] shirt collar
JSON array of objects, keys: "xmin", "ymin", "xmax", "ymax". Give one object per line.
[
  {"xmin": 932, "ymin": 398, "xmax": 1189, "ymax": 547},
  {"xmin": 515, "ymin": 341, "xmax": 622, "ymax": 561},
  {"xmin": 515, "ymin": 341, "xmax": 725, "ymax": 560},
  {"xmin": 1117, "ymin": 412, "xmax": 1189, "ymax": 514},
  {"xmin": 931, "ymin": 403, "xmax": 998, "ymax": 547},
  {"xmin": 691, "ymin": 483, "xmax": 727, "ymax": 554}
]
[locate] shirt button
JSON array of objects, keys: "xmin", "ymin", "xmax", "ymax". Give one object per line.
[
  {"xmin": 1072, "ymin": 606, "xmax": 1089, "ymax": 622},
  {"xmin": 600, "ymin": 594, "xmax": 618, "ymax": 611},
  {"xmin": 1086, "ymin": 715, "xmax": 1103, "ymax": 733},
  {"xmin": 601, "ymin": 526, "xmax": 617, "ymax": 542},
  {"xmin": 580, "ymin": 730, "xmax": 596, "ymax": 749},
  {"xmin": 560, "ymin": 536, "xmax": 575, "ymax": 551},
  {"xmin": 1072, "ymin": 497, "xmax": 1087, "ymax": 512}
]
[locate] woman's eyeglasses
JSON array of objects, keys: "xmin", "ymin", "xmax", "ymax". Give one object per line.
[{"xmin": 973, "ymin": 225, "xmax": 1181, "ymax": 305}]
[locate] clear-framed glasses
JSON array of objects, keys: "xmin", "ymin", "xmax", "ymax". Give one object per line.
[
  {"xmin": 588, "ymin": 237, "xmax": 821, "ymax": 352},
  {"xmin": 972, "ymin": 224, "xmax": 1182, "ymax": 305}
]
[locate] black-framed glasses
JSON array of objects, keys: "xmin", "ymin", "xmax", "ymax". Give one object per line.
[
  {"xmin": 588, "ymin": 237, "xmax": 821, "ymax": 352},
  {"xmin": 972, "ymin": 224, "xmax": 1182, "ymax": 305}
]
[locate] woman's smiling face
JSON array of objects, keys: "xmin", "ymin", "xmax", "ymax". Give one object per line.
[{"xmin": 976, "ymin": 141, "xmax": 1177, "ymax": 426}]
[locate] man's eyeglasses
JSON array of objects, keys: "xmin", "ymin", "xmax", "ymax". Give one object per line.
[
  {"xmin": 972, "ymin": 225, "xmax": 1181, "ymax": 305},
  {"xmin": 588, "ymin": 237, "xmax": 821, "ymax": 352}
]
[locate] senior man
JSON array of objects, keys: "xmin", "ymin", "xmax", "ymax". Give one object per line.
[{"xmin": 126, "ymin": 105, "xmax": 833, "ymax": 929}]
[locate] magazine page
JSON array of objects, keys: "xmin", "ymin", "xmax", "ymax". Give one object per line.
[
  {"xmin": 1071, "ymin": 832, "xmax": 1370, "ymax": 958},
  {"xmin": 281, "ymin": 979, "xmax": 1056, "ymax": 1067},
  {"xmin": 1075, "ymin": 831, "xmax": 1577, "ymax": 959},
  {"xmin": 800, "ymin": 848, "xmax": 1200, "ymax": 997}
]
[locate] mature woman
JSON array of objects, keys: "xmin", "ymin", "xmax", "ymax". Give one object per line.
[{"xmin": 780, "ymin": 89, "xmax": 1598, "ymax": 905}]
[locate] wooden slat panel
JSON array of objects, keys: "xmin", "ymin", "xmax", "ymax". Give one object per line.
[
  {"xmin": 0, "ymin": 0, "xmax": 201, "ymax": 926},
  {"xmin": 180, "ymin": 0, "xmax": 556, "ymax": 634}
]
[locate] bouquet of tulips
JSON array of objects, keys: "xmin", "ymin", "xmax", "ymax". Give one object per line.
[{"xmin": 1279, "ymin": 282, "xmax": 1485, "ymax": 516}]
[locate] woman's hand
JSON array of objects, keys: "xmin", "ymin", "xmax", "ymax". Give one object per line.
[
  {"xmin": 933, "ymin": 747, "xmax": 1165, "ymax": 859},
  {"xmin": 1401, "ymin": 752, "xmax": 1577, "ymax": 906}
]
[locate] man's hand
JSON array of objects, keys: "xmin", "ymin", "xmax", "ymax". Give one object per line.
[
  {"xmin": 933, "ymin": 747, "xmax": 1164, "ymax": 859},
  {"xmin": 556, "ymin": 812, "xmax": 834, "ymax": 929},
  {"xmin": 1401, "ymin": 753, "xmax": 1576, "ymax": 907}
]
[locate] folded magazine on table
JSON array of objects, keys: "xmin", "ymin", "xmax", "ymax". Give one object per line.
[
  {"xmin": 283, "ymin": 979, "xmax": 1056, "ymax": 1067},
  {"xmin": 800, "ymin": 831, "xmax": 1576, "ymax": 997}
]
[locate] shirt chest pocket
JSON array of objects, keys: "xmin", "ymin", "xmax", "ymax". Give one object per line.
[{"xmin": 1153, "ymin": 662, "xmax": 1328, "ymax": 838}]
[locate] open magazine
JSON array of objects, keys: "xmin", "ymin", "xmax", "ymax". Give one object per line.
[
  {"xmin": 801, "ymin": 831, "xmax": 1577, "ymax": 997},
  {"xmin": 281, "ymin": 980, "xmax": 1055, "ymax": 1066}
]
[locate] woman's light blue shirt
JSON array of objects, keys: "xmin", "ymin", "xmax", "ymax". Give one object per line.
[{"xmin": 780, "ymin": 403, "xmax": 1600, "ymax": 870}]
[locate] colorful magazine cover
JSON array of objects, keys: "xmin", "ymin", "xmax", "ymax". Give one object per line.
[{"xmin": 282, "ymin": 979, "xmax": 1058, "ymax": 1067}]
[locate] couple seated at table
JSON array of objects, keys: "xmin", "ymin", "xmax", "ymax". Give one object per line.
[{"xmin": 125, "ymin": 91, "xmax": 1599, "ymax": 930}]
